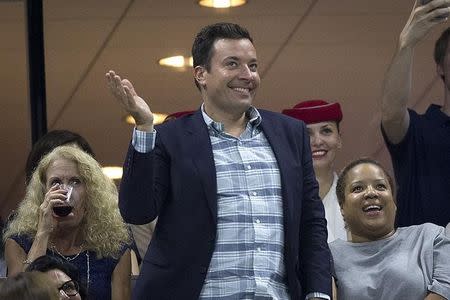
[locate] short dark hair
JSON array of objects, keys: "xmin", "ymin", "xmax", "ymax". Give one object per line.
[
  {"xmin": 25, "ymin": 130, "xmax": 94, "ymax": 184},
  {"xmin": 336, "ymin": 157, "xmax": 395, "ymax": 207},
  {"xmin": 26, "ymin": 255, "xmax": 86, "ymax": 299},
  {"xmin": 192, "ymin": 22, "xmax": 253, "ymax": 89},
  {"xmin": 434, "ymin": 27, "xmax": 450, "ymax": 80},
  {"xmin": 0, "ymin": 271, "xmax": 59, "ymax": 300}
]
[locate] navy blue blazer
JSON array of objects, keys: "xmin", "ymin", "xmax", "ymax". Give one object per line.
[{"xmin": 119, "ymin": 109, "xmax": 331, "ymax": 300}]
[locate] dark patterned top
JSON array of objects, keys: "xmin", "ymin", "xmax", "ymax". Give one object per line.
[{"xmin": 11, "ymin": 234, "xmax": 128, "ymax": 300}]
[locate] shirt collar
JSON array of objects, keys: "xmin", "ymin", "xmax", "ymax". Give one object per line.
[{"xmin": 200, "ymin": 103, "xmax": 262, "ymax": 133}]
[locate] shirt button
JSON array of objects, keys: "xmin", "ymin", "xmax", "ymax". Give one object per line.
[
  {"xmin": 247, "ymin": 165, "xmax": 252, "ymax": 170},
  {"xmin": 255, "ymin": 219, "xmax": 260, "ymax": 224},
  {"xmin": 257, "ymin": 247, "xmax": 261, "ymax": 252},
  {"xmin": 252, "ymin": 192, "xmax": 257, "ymax": 196}
]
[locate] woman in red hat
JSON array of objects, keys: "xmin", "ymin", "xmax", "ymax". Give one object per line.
[{"xmin": 282, "ymin": 100, "xmax": 348, "ymax": 242}]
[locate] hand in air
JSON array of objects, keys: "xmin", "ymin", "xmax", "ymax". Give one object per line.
[
  {"xmin": 106, "ymin": 70, "xmax": 154, "ymax": 131},
  {"xmin": 400, "ymin": 0, "xmax": 450, "ymax": 48}
]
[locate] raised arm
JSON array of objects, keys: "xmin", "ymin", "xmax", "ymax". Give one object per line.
[
  {"xmin": 106, "ymin": 71, "xmax": 162, "ymax": 224},
  {"xmin": 4, "ymin": 184, "xmax": 68, "ymax": 275},
  {"xmin": 105, "ymin": 70, "xmax": 154, "ymax": 132},
  {"xmin": 381, "ymin": 0, "xmax": 450, "ymax": 144}
]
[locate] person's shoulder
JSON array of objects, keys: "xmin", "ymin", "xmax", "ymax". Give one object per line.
[
  {"xmin": 157, "ymin": 112, "xmax": 198, "ymax": 129},
  {"xmin": 8, "ymin": 233, "xmax": 31, "ymax": 243},
  {"xmin": 259, "ymin": 108, "xmax": 293, "ymax": 120},
  {"xmin": 258, "ymin": 109, "xmax": 305, "ymax": 127},
  {"xmin": 408, "ymin": 104, "xmax": 442, "ymax": 119},
  {"xmin": 328, "ymin": 238, "xmax": 348, "ymax": 252},
  {"xmin": 420, "ymin": 222, "xmax": 444, "ymax": 233},
  {"xmin": 399, "ymin": 223, "xmax": 444, "ymax": 237},
  {"xmin": 7, "ymin": 234, "xmax": 33, "ymax": 251}
]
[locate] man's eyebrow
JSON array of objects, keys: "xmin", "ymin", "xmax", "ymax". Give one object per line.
[
  {"xmin": 224, "ymin": 56, "xmax": 239, "ymax": 61},
  {"xmin": 223, "ymin": 56, "xmax": 258, "ymax": 62}
]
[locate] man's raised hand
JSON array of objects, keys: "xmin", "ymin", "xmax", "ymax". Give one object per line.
[{"xmin": 106, "ymin": 70, "xmax": 154, "ymax": 132}]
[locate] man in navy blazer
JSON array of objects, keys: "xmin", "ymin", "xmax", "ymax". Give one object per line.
[{"xmin": 107, "ymin": 23, "xmax": 331, "ymax": 300}]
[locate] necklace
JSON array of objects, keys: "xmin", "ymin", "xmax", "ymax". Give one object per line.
[
  {"xmin": 86, "ymin": 251, "xmax": 90, "ymax": 293},
  {"xmin": 50, "ymin": 244, "xmax": 84, "ymax": 262}
]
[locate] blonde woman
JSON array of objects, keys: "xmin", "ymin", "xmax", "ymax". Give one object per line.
[{"xmin": 4, "ymin": 145, "xmax": 132, "ymax": 300}]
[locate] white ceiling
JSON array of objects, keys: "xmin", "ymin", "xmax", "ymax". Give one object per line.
[{"xmin": 0, "ymin": 0, "xmax": 447, "ymax": 219}]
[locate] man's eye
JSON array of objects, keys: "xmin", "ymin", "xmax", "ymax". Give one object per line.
[
  {"xmin": 249, "ymin": 63, "xmax": 258, "ymax": 71},
  {"xmin": 227, "ymin": 61, "xmax": 238, "ymax": 67},
  {"xmin": 64, "ymin": 283, "xmax": 76, "ymax": 290}
]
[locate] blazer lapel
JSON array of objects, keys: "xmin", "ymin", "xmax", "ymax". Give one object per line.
[
  {"xmin": 186, "ymin": 111, "xmax": 218, "ymax": 223},
  {"xmin": 259, "ymin": 113, "xmax": 295, "ymax": 223}
]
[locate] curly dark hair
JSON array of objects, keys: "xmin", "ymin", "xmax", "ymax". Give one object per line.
[
  {"xmin": 336, "ymin": 157, "xmax": 395, "ymax": 207},
  {"xmin": 25, "ymin": 130, "xmax": 94, "ymax": 184},
  {"xmin": 26, "ymin": 255, "xmax": 86, "ymax": 299}
]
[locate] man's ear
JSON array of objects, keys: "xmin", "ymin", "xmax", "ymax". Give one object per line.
[
  {"xmin": 437, "ymin": 63, "xmax": 445, "ymax": 80},
  {"xmin": 340, "ymin": 206, "xmax": 345, "ymax": 219},
  {"xmin": 194, "ymin": 66, "xmax": 207, "ymax": 87}
]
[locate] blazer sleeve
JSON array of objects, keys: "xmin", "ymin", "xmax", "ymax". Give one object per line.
[
  {"xmin": 297, "ymin": 122, "xmax": 332, "ymax": 296},
  {"xmin": 119, "ymin": 137, "xmax": 170, "ymax": 225}
]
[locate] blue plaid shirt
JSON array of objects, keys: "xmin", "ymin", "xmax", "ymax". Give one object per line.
[
  {"xmin": 198, "ymin": 107, "xmax": 289, "ymax": 299},
  {"xmin": 132, "ymin": 106, "xmax": 329, "ymax": 300}
]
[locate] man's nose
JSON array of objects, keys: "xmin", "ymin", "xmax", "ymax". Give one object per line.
[{"xmin": 239, "ymin": 65, "xmax": 253, "ymax": 79}]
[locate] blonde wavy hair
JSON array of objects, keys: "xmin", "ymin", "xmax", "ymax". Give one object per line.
[{"xmin": 4, "ymin": 145, "xmax": 131, "ymax": 259}]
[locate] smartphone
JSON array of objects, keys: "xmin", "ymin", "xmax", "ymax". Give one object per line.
[{"xmin": 421, "ymin": 0, "xmax": 449, "ymax": 20}]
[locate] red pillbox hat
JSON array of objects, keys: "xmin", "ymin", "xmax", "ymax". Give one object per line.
[{"xmin": 282, "ymin": 99, "xmax": 343, "ymax": 124}]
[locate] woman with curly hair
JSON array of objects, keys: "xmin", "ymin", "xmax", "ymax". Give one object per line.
[{"xmin": 3, "ymin": 145, "xmax": 132, "ymax": 300}]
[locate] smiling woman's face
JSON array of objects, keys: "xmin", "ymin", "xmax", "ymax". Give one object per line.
[
  {"xmin": 306, "ymin": 121, "xmax": 341, "ymax": 171},
  {"xmin": 340, "ymin": 163, "xmax": 396, "ymax": 243}
]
